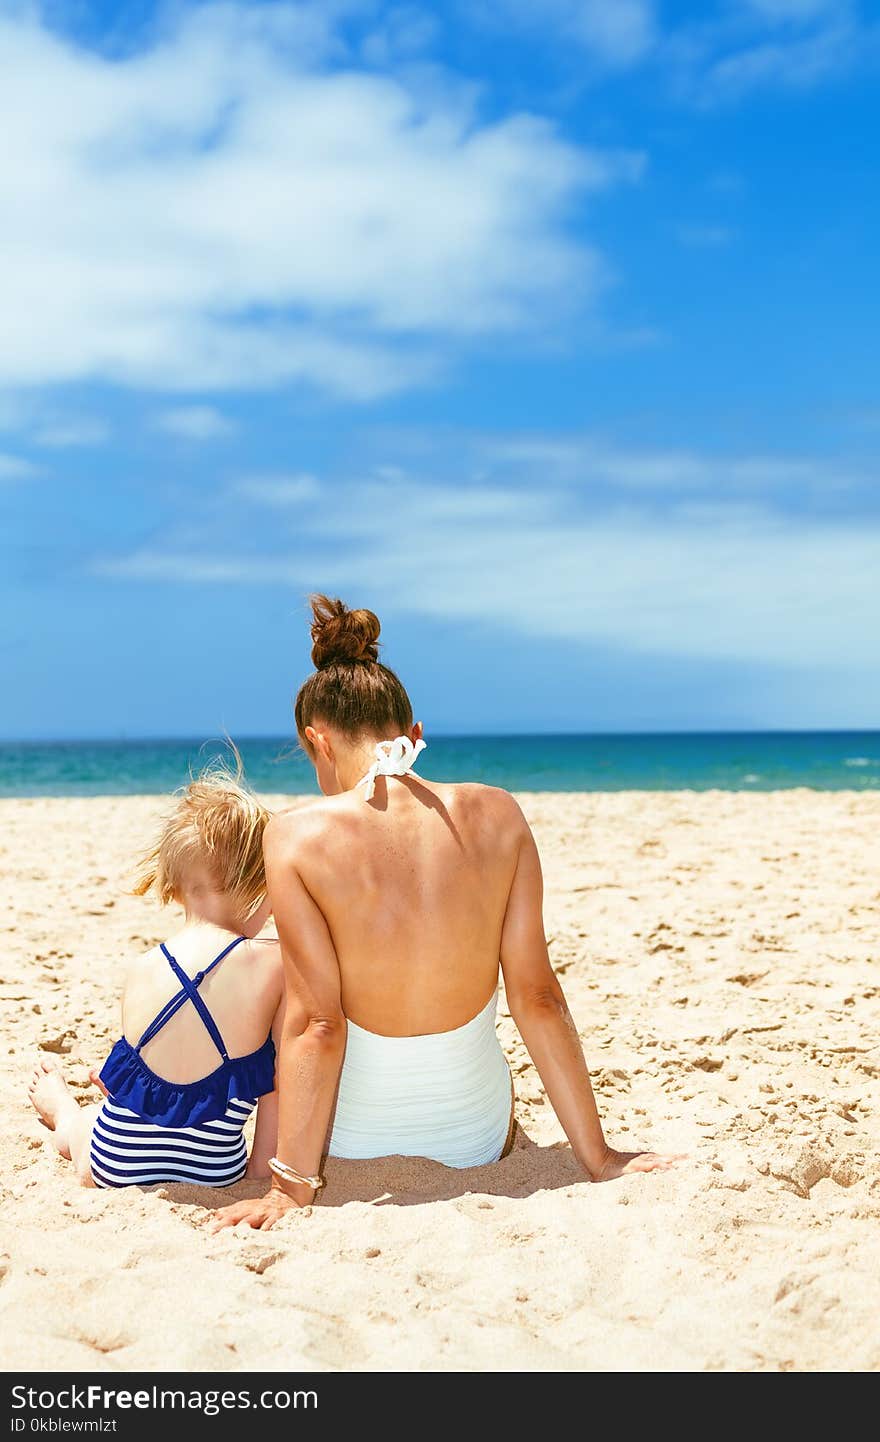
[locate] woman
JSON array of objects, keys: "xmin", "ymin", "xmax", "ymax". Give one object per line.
[{"xmin": 214, "ymin": 597, "xmax": 680, "ymax": 1230}]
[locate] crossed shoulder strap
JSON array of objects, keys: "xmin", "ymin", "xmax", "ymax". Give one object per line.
[{"xmin": 134, "ymin": 935, "xmax": 246, "ymax": 1063}]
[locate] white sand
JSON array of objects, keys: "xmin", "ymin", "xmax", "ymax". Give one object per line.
[{"xmin": 2, "ymin": 791, "xmax": 879, "ymax": 1372}]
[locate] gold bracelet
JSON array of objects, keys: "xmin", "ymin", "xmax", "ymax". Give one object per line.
[{"xmin": 268, "ymin": 1156, "xmax": 325, "ymax": 1190}]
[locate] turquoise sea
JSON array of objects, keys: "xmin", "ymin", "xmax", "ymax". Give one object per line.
[{"xmin": 0, "ymin": 732, "xmax": 878, "ymax": 797}]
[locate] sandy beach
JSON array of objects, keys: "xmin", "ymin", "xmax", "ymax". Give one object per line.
[{"xmin": 2, "ymin": 789, "xmax": 879, "ymax": 1373}]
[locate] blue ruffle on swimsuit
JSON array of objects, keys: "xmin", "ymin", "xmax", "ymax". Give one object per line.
[
  {"xmin": 90, "ymin": 936, "xmax": 276, "ymax": 1187},
  {"xmin": 99, "ymin": 1032, "xmax": 276, "ymax": 1129}
]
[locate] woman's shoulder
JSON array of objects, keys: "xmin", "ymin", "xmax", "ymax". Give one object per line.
[
  {"xmin": 265, "ymin": 793, "xmax": 377, "ymax": 862},
  {"xmin": 445, "ymin": 780, "xmax": 527, "ymax": 822},
  {"xmin": 263, "ymin": 783, "xmax": 527, "ymax": 848},
  {"xmin": 439, "ymin": 782, "xmax": 530, "ymax": 850},
  {"xmin": 264, "ymin": 798, "xmax": 337, "ymax": 848}
]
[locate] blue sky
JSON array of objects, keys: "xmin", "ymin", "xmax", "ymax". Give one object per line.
[{"xmin": 1, "ymin": 0, "xmax": 878, "ymax": 740}]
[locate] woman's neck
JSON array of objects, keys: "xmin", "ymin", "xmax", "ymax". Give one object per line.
[{"xmin": 335, "ymin": 734, "xmax": 399, "ymax": 792}]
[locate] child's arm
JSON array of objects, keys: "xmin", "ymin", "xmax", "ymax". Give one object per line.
[
  {"xmin": 247, "ymin": 1089, "xmax": 278, "ymax": 1180},
  {"xmin": 246, "ymin": 970, "xmax": 307, "ymax": 1180}
]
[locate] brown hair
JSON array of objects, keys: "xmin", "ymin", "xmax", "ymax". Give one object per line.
[
  {"xmin": 294, "ymin": 595, "xmax": 414, "ymax": 743},
  {"xmin": 132, "ymin": 751, "xmax": 269, "ymax": 919}
]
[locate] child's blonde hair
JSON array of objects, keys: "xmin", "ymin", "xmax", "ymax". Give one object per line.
[{"xmin": 132, "ymin": 751, "xmax": 269, "ymax": 920}]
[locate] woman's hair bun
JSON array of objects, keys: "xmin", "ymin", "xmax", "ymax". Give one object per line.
[{"xmin": 309, "ymin": 594, "xmax": 381, "ymax": 668}]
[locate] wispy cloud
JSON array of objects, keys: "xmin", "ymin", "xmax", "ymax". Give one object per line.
[
  {"xmin": 0, "ymin": 453, "xmax": 40, "ymax": 480},
  {"xmin": 93, "ymin": 498, "xmax": 880, "ymax": 670},
  {"xmin": 154, "ymin": 406, "xmax": 237, "ymax": 441},
  {"xmin": 0, "ymin": 394, "xmax": 108, "ymax": 448},
  {"xmin": 235, "ymin": 474, "xmax": 321, "ymax": 505},
  {"xmin": 0, "ymin": 5, "xmax": 637, "ymax": 399},
  {"xmin": 670, "ymin": 0, "xmax": 872, "ymax": 103},
  {"xmin": 33, "ymin": 418, "xmax": 109, "ymax": 448},
  {"xmin": 92, "ymin": 433, "xmax": 880, "ymax": 670},
  {"xmin": 360, "ymin": 5, "xmax": 440, "ymax": 67},
  {"xmin": 697, "ymin": 20, "xmax": 858, "ymax": 99},
  {"xmin": 479, "ymin": 0, "xmax": 876, "ymax": 101},
  {"xmin": 474, "ymin": 0, "xmax": 657, "ymax": 68},
  {"xmin": 397, "ymin": 428, "xmax": 870, "ymax": 501}
]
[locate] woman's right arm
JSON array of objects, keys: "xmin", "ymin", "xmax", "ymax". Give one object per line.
[
  {"xmin": 211, "ymin": 814, "xmax": 346, "ymax": 1230},
  {"xmin": 499, "ymin": 810, "xmax": 681, "ymax": 1182}
]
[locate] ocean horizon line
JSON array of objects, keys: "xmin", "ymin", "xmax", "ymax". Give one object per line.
[
  {"xmin": 2, "ymin": 731, "xmax": 879, "ymax": 798},
  {"xmin": 3, "ymin": 726, "xmax": 880, "ymax": 747}
]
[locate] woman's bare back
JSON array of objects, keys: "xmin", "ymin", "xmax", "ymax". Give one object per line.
[{"xmin": 276, "ymin": 776, "xmax": 525, "ymax": 1035}]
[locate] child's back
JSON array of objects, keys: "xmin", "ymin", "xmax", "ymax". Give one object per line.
[
  {"xmin": 91, "ymin": 925, "xmax": 282, "ymax": 1189},
  {"xmin": 29, "ymin": 759, "xmax": 285, "ymax": 1190},
  {"xmin": 120, "ymin": 927, "xmax": 281, "ymax": 1085}
]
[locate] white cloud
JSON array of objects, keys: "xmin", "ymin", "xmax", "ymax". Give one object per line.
[
  {"xmin": 93, "ymin": 448, "xmax": 880, "ymax": 671},
  {"xmin": 0, "ymin": 392, "xmax": 108, "ymax": 447},
  {"xmin": 568, "ymin": 0, "xmax": 658, "ymax": 65},
  {"xmin": 360, "ymin": 5, "xmax": 440, "ymax": 66},
  {"xmin": 0, "ymin": 392, "xmax": 109, "ymax": 447},
  {"xmin": 468, "ymin": 0, "xmax": 871, "ymax": 101},
  {"xmin": 236, "ymin": 474, "xmax": 321, "ymax": 504},
  {"xmin": 699, "ymin": 21, "xmax": 856, "ymax": 97},
  {"xmin": 457, "ymin": 431, "xmax": 862, "ymax": 494},
  {"xmin": 33, "ymin": 418, "xmax": 109, "ymax": 447},
  {"xmin": 0, "ymin": 453, "xmax": 40, "ymax": 479},
  {"xmin": 154, "ymin": 405, "xmax": 237, "ymax": 440},
  {"xmin": 476, "ymin": 1, "xmax": 657, "ymax": 67},
  {"xmin": 0, "ymin": 5, "xmax": 632, "ymax": 398},
  {"xmin": 0, "ymin": 394, "xmax": 29, "ymax": 431},
  {"xmin": 670, "ymin": 0, "xmax": 869, "ymax": 102}
]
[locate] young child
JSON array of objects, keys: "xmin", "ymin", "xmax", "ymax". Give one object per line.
[{"xmin": 28, "ymin": 761, "xmax": 285, "ymax": 1188}]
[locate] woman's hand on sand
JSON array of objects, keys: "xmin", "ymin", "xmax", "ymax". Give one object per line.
[
  {"xmin": 209, "ymin": 1191, "xmax": 302, "ymax": 1233},
  {"xmin": 590, "ymin": 1147, "xmax": 686, "ymax": 1182}
]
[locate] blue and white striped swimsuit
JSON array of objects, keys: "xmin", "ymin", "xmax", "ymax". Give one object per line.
[{"xmin": 90, "ymin": 936, "xmax": 275, "ymax": 1190}]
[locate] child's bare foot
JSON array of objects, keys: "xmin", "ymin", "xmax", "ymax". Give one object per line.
[{"xmin": 28, "ymin": 1058, "xmax": 77, "ymax": 1159}]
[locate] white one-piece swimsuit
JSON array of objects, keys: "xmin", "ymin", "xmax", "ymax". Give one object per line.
[
  {"xmin": 327, "ymin": 737, "xmax": 514, "ymax": 1169},
  {"xmin": 328, "ymin": 990, "xmax": 514, "ymax": 1169}
]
